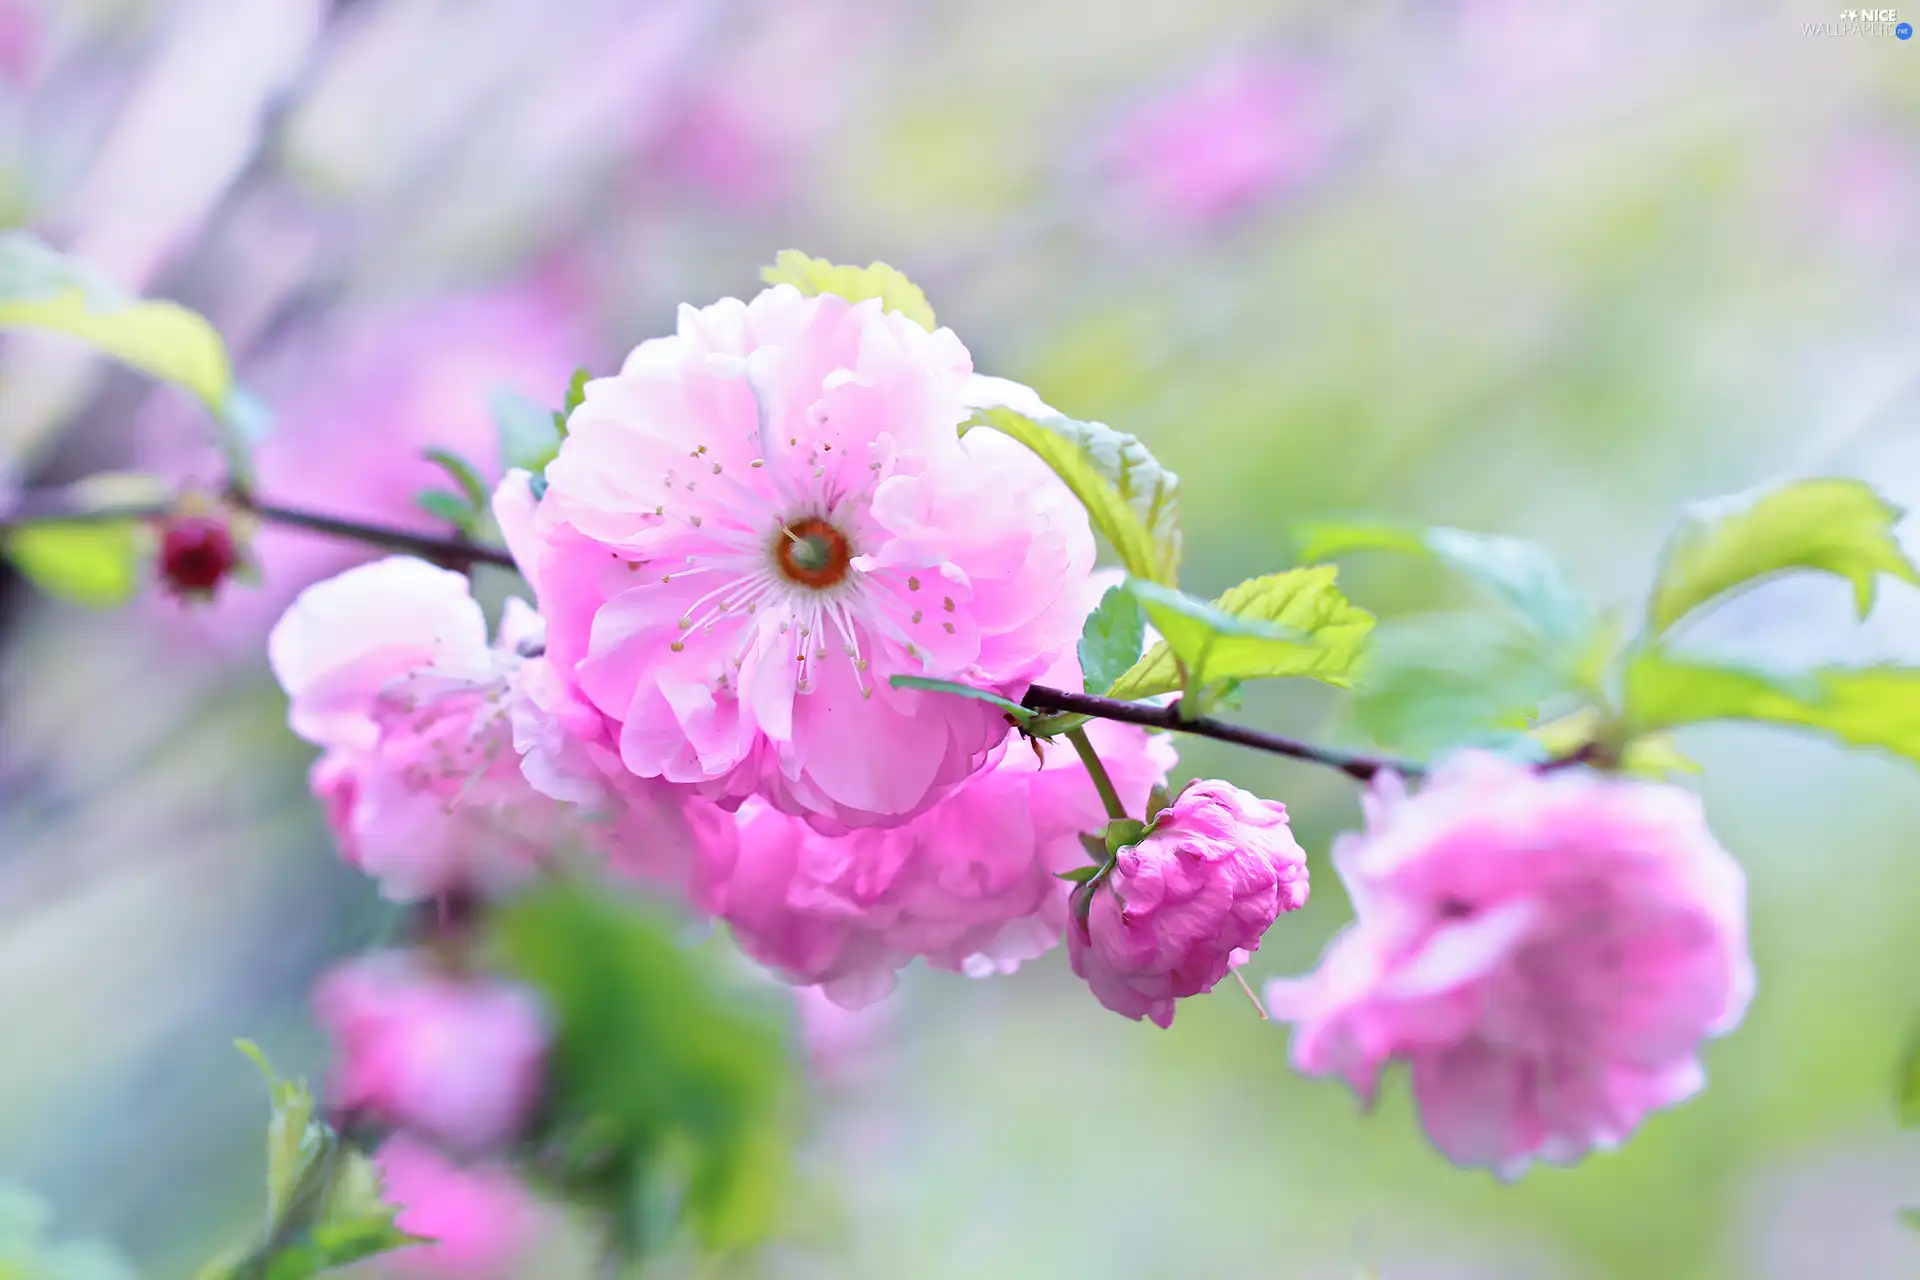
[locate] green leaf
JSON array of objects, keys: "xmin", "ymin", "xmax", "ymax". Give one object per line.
[
  {"xmin": 966, "ymin": 406, "xmax": 1181, "ymax": 585},
  {"xmin": 422, "ymin": 447, "xmax": 490, "ymax": 510},
  {"xmin": 1145, "ymin": 783, "xmax": 1173, "ymax": 821},
  {"xmin": 234, "ymin": 1041, "xmax": 328, "ymax": 1228},
  {"xmin": 1294, "ymin": 521, "xmax": 1589, "ymax": 644},
  {"xmin": 1903, "ymin": 1208, "xmax": 1920, "ymax": 1232},
  {"xmin": 413, "ymin": 489, "xmax": 475, "ymax": 527},
  {"xmin": 1623, "ymin": 649, "xmax": 1920, "ymax": 766},
  {"xmin": 1108, "ymin": 567, "xmax": 1373, "ymax": 706},
  {"xmin": 1899, "ymin": 1019, "xmax": 1920, "ymax": 1128},
  {"xmin": 562, "ymin": 366, "xmax": 591, "ymax": 417},
  {"xmin": 760, "ymin": 250, "xmax": 936, "ymax": 330},
  {"xmin": 493, "ymin": 388, "xmax": 564, "ymax": 475},
  {"xmin": 1644, "ymin": 477, "xmax": 1920, "ymax": 637},
  {"xmin": 1102, "ymin": 818, "xmax": 1149, "ymax": 856},
  {"xmin": 1078, "ymin": 585, "xmax": 1144, "ymax": 694},
  {"xmin": 1077, "ymin": 832, "xmax": 1108, "ymax": 865},
  {"xmin": 1352, "ymin": 613, "xmax": 1576, "ymax": 757},
  {"xmin": 0, "ymin": 231, "xmax": 231, "ymax": 412},
  {"xmin": 1056, "ymin": 865, "xmax": 1102, "ymax": 884},
  {"xmin": 491, "ymin": 883, "xmax": 794, "ymax": 1261},
  {"xmin": 887, "ymin": 674, "xmax": 1034, "ymax": 723},
  {"xmin": 3, "ymin": 521, "xmax": 143, "ymax": 608}
]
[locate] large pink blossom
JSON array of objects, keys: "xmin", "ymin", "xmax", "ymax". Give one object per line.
[
  {"xmin": 316, "ymin": 954, "xmax": 549, "ymax": 1154},
  {"xmin": 1266, "ymin": 751, "xmax": 1754, "ymax": 1178},
  {"xmin": 517, "ymin": 284, "xmax": 1096, "ymax": 831},
  {"xmin": 372, "ymin": 1135, "xmax": 538, "ymax": 1278},
  {"xmin": 718, "ymin": 628, "xmax": 1178, "ymax": 1008},
  {"xmin": 269, "ymin": 555, "xmax": 733, "ymax": 904},
  {"xmin": 1069, "ymin": 779, "xmax": 1309, "ymax": 1028},
  {"xmin": 148, "ymin": 280, "xmax": 586, "ymax": 643}
]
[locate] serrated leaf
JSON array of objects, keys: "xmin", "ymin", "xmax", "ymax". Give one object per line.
[
  {"xmin": 760, "ymin": 250, "xmax": 936, "ymax": 330},
  {"xmin": 1108, "ymin": 567, "xmax": 1373, "ymax": 705},
  {"xmin": 234, "ymin": 1040, "xmax": 329, "ymax": 1228},
  {"xmin": 1078, "ymin": 585, "xmax": 1144, "ymax": 694},
  {"xmin": 1624, "ymin": 649, "xmax": 1920, "ymax": 765},
  {"xmin": 1352, "ymin": 613, "xmax": 1576, "ymax": 757},
  {"xmin": 0, "ymin": 231, "xmax": 231, "ymax": 412},
  {"xmin": 413, "ymin": 489, "xmax": 476, "ymax": 527},
  {"xmin": 492, "ymin": 388, "xmax": 563, "ymax": 475},
  {"xmin": 1295, "ymin": 521, "xmax": 1588, "ymax": 644},
  {"xmin": 966, "ymin": 405, "xmax": 1181, "ymax": 585},
  {"xmin": 3, "ymin": 521, "xmax": 143, "ymax": 608},
  {"xmin": 1645, "ymin": 477, "xmax": 1920, "ymax": 637},
  {"xmin": 887, "ymin": 674, "xmax": 1034, "ymax": 722}
]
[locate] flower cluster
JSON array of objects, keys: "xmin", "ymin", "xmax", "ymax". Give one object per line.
[{"xmin": 263, "ymin": 280, "xmax": 1755, "ymax": 1213}]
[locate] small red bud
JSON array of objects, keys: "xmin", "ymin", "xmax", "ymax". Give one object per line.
[{"xmin": 159, "ymin": 514, "xmax": 239, "ymax": 599}]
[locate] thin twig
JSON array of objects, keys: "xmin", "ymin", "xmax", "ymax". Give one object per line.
[{"xmin": 1021, "ymin": 685, "xmax": 1423, "ymax": 782}]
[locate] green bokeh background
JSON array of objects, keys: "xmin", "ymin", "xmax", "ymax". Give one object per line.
[{"xmin": 3, "ymin": 1, "xmax": 1919, "ymax": 1276}]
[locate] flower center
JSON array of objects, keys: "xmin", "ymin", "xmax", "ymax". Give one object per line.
[{"xmin": 773, "ymin": 516, "xmax": 852, "ymax": 589}]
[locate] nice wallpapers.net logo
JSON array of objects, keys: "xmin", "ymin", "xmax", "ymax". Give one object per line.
[{"xmin": 1806, "ymin": 8, "xmax": 1914, "ymax": 35}]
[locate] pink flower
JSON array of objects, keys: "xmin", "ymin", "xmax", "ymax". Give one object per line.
[
  {"xmin": 519, "ymin": 285, "xmax": 1096, "ymax": 832},
  {"xmin": 1266, "ymin": 752, "xmax": 1754, "ymax": 1178},
  {"xmin": 1069, "ymin": 779, "xmax": 1308, "ymax": 1028},
  {"xmin": 372, "ymin": 1135, "xmax": 538, "ymax": 1278},
  {"xmin": 317, "ymin": 954, "xmax": 549, "ymax": 1153},
  {"xmin": 718, "ymin": 611, "xmax": 1178, "ymax": 1007},
  {"xmin": 269, "ymin": 555, "xmax": 733, "ymax": 903},
  {"xmin": 1104, "ymin": 58, "xmax": 1333, "ymax": 227},
  {"xmin": 147, "ymin": 280, "xmax": 587, "ymax": 644}
]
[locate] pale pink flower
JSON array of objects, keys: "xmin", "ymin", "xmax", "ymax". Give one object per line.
[
  {"xmin": 0, "ymin": 1, "xmax": 38, "ymax": 85},
  {"xmin": 1069, "ymin": 779, "xmax": 1308, "ymax": 1029},
  {"xmin": 269, "ymin": 555, "xmax": 732, "ymax": 904},
  {"xmin": 372, "ymin": 1134, "xmax": 538, "ymax": 1279},
  {"xmin": 717, "ymin": 602, "xmax": 1178, "ymax": 1008},
  {"xmin": 317, "ymin": 954, "xmax": 549, "ymax": 1154},
  {"xmin": 1104, "ymin": 58, "xmax": 1333, "ymax": 227},
  {"xmin": 148, "ymin": 280, "xmax": 587, "ymax": 644},
  {"xmin": 791, "ymin": 983, "xmax": 891, "ymax": 1082},
  {"xmin": 520, "ymin": 285, "xmax": 1096, "ymax": 832},
  {"xmin": 1266, "ymin": 751, "xmax": 1754, "ymax": 1178}
]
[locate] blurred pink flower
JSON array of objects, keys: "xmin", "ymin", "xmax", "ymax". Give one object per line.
[
  {"xmin": 1105, "ymin": 59, "xmax": 1333, "ymax": 227},
  {"xmin": 1824, "ymin": 133, "xmax": 1919, "ymax": 256},
  {"xmin": 318, "ymin": 954, "xmax": 549, "ymax": 1154},
  {"xmin": 0, "ymin": 1, "xmax": 37, "ymax": 86},
  {"xmin": 792, "ymin": 982, "xmax": 891, "ymax": 1080},
  {"xmin": 1267, "ymin": 752, "xmax": 1753, "ymax": 1178},
  {"xmin": 1069, "ymin": 779, "xmax": 1308, "ymax": 1028},
  {"xmin": 150, "ymin": 279, "xmax": 587, "ymax": 644},
  {"xmin": 522, "ymin": 286, "xmax": 1095, "ymax": 832},
  {"xmin": 720, "ymin": 596, "xmax": 1178, "ymax": 1008},
  {"xmin": 372, "ymin": 1134, "xmax": 538, "ymax": 1279},
  {"xmin": 269, "ymin": 555, "xmax": 733, "ymax": 904},
  {"xmin": 650, "ymin": 90, "xmax": 789, "ymax": 206}
]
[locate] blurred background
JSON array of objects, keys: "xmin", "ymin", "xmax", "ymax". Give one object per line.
[{"xmin": 2, "ymin": 0, "xmax": 1919, "ymax": 1275}]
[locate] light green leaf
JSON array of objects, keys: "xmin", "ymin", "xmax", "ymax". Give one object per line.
[
  {"xmin": 1294, "ymin": 521, "xmax": 1588, "ymax": 643},
  {"xmin": 493, "ymin": 388, "xmax": 563, "ymax": 474},
  {"xmin": 0, "ymin": 232, "xmax": 231, "ymax": 412},
  {"xmin": 413, "ymin": 489, "xmax": 475, "ymax": 527},
  {"xmin": 761, "ymin": 250, "xmax": 937, "ymax": 331},
  {"xmin": 560, "ymin": 366, "xmax": 590, "ymax": 419},
  {"xmin": 422, "ymin": 447, "xmax": 490, "ymax": 510},
  {"xmin": 234, "ymin": 1041, "xmax": 330, "ymax": 1227},
  {"xmin": 1108, "ymin": 567, "xmax": 1373, "ymax": 704},
  {"xmin": 1351, "ymin": 613, "xmax": 1575, "ymax": 757},
  {"xmin": 1624, "ymin": 649, "xmax": 1920, "ymax": 765},
  {"xmin": 1527, "ymin": 707, "xmax": 1698, "ymax": 778},
  {"xmin": 966, "ymin": 405, "xmax": 1181, "ymax": 585},
  {"xmin": 887, "ymin": 674, "xmax": 1034, "ymax": 723},
  {"xmin": 3, "ymin": 521, "xmax": 143, "ymax": 608},
  {"xmin": 1899, "ymin": 1019, "xmax": 1920, "ymax": 1128},
  {"xmin": 1644, "ymin": 477, "xmax": 1920, "ymax": 637},
  {"xmin": 1903, "ymin": 1208, "xmax": 1920, "ymax": 1233},
  {"xmin": 1115, "ymin": 577, "xmax": 1314, "ymax": 709},
  {"xmin": 1078, "ymin": 585, "xmax": 1144, "ymax": 694}
]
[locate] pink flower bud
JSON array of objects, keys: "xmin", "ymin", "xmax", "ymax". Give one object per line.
[
  {"xmin": 372, "ymin": 1134, "xmax": 538, "ymax": 1278},
  {"xmin": 1069, "ymin": 779, "xmax": 1309, "ymax": 1028},
  {"xmin": 316, "ymin": 954, "xmax": 549, "ymax": 1154},
  {"xmin": 1266, "ymin": 751, "xmax": 1754, "ymax": 1178}
]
